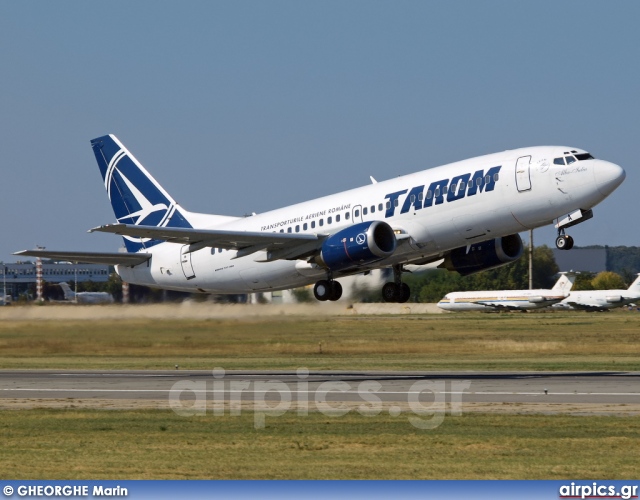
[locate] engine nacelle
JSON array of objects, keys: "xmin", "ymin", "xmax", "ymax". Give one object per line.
[
  {"xmin": 440, "ymin": 234, "xmax": 524, "ymax": 276},
  {"xmin": 317, "ymin": 221, "xmax": 397, "ymax": 272}
]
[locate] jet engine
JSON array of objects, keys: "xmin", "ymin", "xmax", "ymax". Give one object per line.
[
  {"xmin": 317, "ymin": 221, "xmax": 397, "ymax": 272},
  {"xmin": 439, "ymin": 234, "xmax": 524, "ymax": 276}
]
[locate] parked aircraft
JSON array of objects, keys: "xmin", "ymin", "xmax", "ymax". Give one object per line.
[
  {"xmin": 16, "ymin": 135, "xmax": 625, "ymax": 302},
  {"xmin": 553, "ymin": 274, "xmax": 640, "ymax": 311},
  {"xmin": 58, "ymin": 282, "xmax": 114, "ymax": 304},
  {"xmin": 437, "ymin": 272, "xmax": 576, "ymax": 311}
]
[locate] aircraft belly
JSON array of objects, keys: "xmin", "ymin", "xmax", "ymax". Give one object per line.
[{"xmin": 264, "ymin": 261, "xmax": 313, "ymax": 289}]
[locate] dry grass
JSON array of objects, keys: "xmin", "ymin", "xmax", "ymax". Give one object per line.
[
  {"xmin": 0, "ymin": 310, "xmax": 639, "ymax": 370},
  {"xmin": 2, "ymin": 308, "xmax": 640, "ymax": 479},
  {"xmin": 1, "ymin": 410, "xmax": 639, "ymax": 479}
]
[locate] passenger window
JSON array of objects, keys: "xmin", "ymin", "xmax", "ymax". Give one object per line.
[
  {"xmin": 553, "ymin": 157, "xmax": 565, "ymax": 165},
  {"xmin": 345, "ymin": 212, "xmax": 350, "ymax": 220},
  {"xmin": 493, "ymin": 173, "xmax": 499, "ymax": 182},
  {"xmin": 328, "ymin": 216, "xmax": 332, "ymax": 224},
  {"xmin": 295, "ymin": 225, "xmax": 300, "ymax": 232},
  {"xmin": 565, "ymin": 156, "xmax": 576, "ymax": 165},
  {"xmin": 410, "ymin": 194, "xmax": 415, "ymax": 203},
  {"xmin": 476, "ymin": 177, "xmax": 482, "ymax": 186},
  {"xmin": 449, "ymin": 183, "xmax": 456, "ymax": 193},
  {"xmin": 311, "ymin": 221, "xmax": 316, "ymax": 229},
  {"xmin": 371, "ymin": 205, "xmax": 375, "ymax": 213},
  {"xmin": 378, "ymin": 203, "xmax": 383, "ymax": 211},
  {"xmin": 363, "ymin": 207, "xmax": 368, "ymax": 215},
  {"xmin": 418, "ymin": 192, "xmax": 423, "ymax": 201},
  {"xmin": 386, "ymin": 201, "xmax": 391, "ymax": 209},
  {"xmin": 287, "ymin": 227, "xmax": 292, "ymax": 233},
  {"xmin": 393, "ymin": 199, "xmax": 399, "ymax": 207},
  {"xmin": 336, "ymin": 214, "xmax": 340, "ymax": 222},
  {"xmin": 319, "ymin": 219, "xmax": 324, "ymax": 226},
  {"xmin": 355, "ymin": 209, "xmax": 360, "ymax": 217},
  {"xmin": 468, "ymin": 180, "xmax": 473, "ymax": 189},
  {"xmin": 280, "ymin": 229, "xmax": 284, "ymax": 233},
  {"xmin": 303, "ymin": 223, "xmax": 308, "ymax": 230},
  {"xmin": 434, "ymin": 187, "xmax": 440, "ymax": 197},
  {"xmin": 427, "ymin": 190, "xmax": 433, "ymax": 199},
  {"xmin": 484, "ymin": 175, "xmax": 490, "ymax": 184}
]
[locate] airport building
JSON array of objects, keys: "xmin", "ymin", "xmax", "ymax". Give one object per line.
[{"xmin": 0, "ymin": 261, "xmax": 110, "ymax": 299}]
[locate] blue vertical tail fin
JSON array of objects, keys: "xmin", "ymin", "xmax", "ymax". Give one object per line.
[{"xmin": 90, "ymin": 134, "xmax": 193, "ymax": 252}]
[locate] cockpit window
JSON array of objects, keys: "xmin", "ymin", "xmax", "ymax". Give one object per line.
[
  {"xmin": 575, "ymin": 153, "xmax": 594, "ymax": 161},
  {"xmin": 555, "ymin": 153, "xmax": 594, "ymax": 165}
]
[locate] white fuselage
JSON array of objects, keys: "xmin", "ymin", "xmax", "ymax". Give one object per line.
[
  {"xmin": 437, "ymin": 289, "xmax": 566, "ymax": 311},
  {"xmin": 116, "ymin": 146, "xmax": 624, "ymax": 294},
  {"xmin": 554, "ymin": 291, "xmax": 640, "ymax": 311}
]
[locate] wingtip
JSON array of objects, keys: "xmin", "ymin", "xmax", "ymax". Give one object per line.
[{"xmin": 89, "ymin": 223, "xmax": 124, "ymax": 233}]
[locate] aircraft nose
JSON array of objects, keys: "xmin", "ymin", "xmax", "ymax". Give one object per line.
[{"xmin": 593, "ymin": 160, "xmax": 626, "ymax": 197}]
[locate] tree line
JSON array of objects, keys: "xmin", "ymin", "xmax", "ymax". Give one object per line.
[{"xmin": 354, "ymin": 245, "xmax": 635, "ymax": 303}]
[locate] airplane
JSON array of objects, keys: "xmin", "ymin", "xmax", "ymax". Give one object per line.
[
  {"xmin": 58, "ymin": 282, "xmax": 114, "ymax": 304},
  {"xmin": 15, "ymin": 135, "xmax": 625, "ymax": 303},
  {"xmin": 553, "ymin": 274, "xmax": 640, "ymax": 311},
  {"xmin": 437, "ymin": 272, "xmax": 576, "ymax": 312}
]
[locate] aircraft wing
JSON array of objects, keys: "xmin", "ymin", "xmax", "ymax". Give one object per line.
[
  {"xmin": 13, "ymin": 249, "xmax": 151, "ymax": 266},
  {"xmin": 564, "ymin": 302, "xmax": 607, "ymax": 312},
  {"xmin": 475, "ymin": 301, "xmax": 522, "ymax": 311},
  {"xmin": 471, "ymin": 301, "xmax": 505, "ymax": 310},
  {"xmin": 475, "ymin": 295, "xmax": 564, "ymax": 311},
  {"xmin": 89, "ymin": 223, "xmax": 323, "ymax": 260}
]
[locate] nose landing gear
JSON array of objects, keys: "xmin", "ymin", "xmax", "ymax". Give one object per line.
[
  {"xmin": 555, "ymin": 231, "xmax": 574, "ymax": 250},
  {"xmin": 554, "ymin": 208, "xmax": 593, "ymax": 250}
]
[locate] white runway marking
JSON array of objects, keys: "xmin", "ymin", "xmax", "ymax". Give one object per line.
[{"xmin": 2, "ymin": 388, "xmax": 640, "ymax": 396}]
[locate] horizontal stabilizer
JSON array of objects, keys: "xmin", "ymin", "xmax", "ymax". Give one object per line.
[
  {"xmin": 14, "ymin": 249, "xmax": 151, "ymax": 266},
  {"xmin": 89, "ymin": 224, "xmax": 320, "ymax": 253}
]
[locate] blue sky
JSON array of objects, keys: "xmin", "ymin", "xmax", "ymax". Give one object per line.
[{"xmin": 1, "ymin": 1, "xmax": 638, "ymax": 263}]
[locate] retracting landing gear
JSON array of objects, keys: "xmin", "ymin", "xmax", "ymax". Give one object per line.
[
  {"xmin": 555, "ymin": 230, "xmax": 574, "ymax": 251},
  {"xmin": 382, "ymin": 265, "xmax": 411, "ymax": 303},
  {"xmin": 313, "ymin": 279, "xmax": 343, "ymax": 301},
  {"xmin": 555, "ymin": 208, "xmax": 593, "ymax": 251}
]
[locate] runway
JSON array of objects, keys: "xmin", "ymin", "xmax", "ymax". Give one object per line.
[{"xmin": 1, "ymin": 370, "xmax": 639, "ymax": 414}]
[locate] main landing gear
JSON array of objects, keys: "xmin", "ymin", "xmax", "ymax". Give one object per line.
[
  {"xmin": 313, "ymin": 279, "xmax": 343, "ymax": 301},
  {"xmin": 382, "ymin": 265, "xmax": 411, "ymax": 303}
]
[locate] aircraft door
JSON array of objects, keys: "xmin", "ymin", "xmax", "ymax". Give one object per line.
[
  {"xmin": 515, "ymin": 155, "xmax": 532, "ymax": 192},
  {"xmin": 352, "ymin": 205, "xmax": 363, "ymax": 223},
  {"xmin": 180, "ymin": 245, "xmax": 196, "ymax": 280}
]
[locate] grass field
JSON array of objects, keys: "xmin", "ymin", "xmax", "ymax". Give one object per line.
[
  {"xmin": 2, "ymin": 307, "xmax": 639, "ymax": 479},
  {"xmin": 0, "ymin": 309, "xmax": 639, "ymax": 371},
  {"xmin": 1, "ymin": 409, "xmax": 639, "ymax": 479}
]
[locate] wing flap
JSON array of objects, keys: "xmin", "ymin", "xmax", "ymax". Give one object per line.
[{"xmin": 13, "ymin": 250, "xmax": 150, "ymax": 266}]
